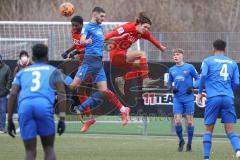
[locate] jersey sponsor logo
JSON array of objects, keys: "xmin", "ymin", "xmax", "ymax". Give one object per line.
[
  {"xmin": 128, "ymin": 33, "xmax": 137, "ymax": 42},
  {"xmin": 176, "ymin": 76, "xmax": 184, "ymax": 81},
  {"xmin": 117, "ymin": 27, "xmax": 124, "ymax": 34}
]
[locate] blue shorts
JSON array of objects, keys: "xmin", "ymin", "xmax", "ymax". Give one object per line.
[
  {"xmin": 18, "ymin": 97, "xmax": 55, "ymax": 140},
  {"xmin": 75, "ymin": 55, "xmax": 106, "ymax": 83},
  {"xmin": 204, "ymin": 96, "xmax": 236, "ymax": 125},
  {"xmin": 173, "ymin": 98, "xmax": 195, "ymax": 116}
]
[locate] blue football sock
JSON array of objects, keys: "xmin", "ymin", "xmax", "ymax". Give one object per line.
[
  {"xmin": 227, "ymin": 132, "xmax": 240, "ymax": 152},
  {"xmin": 187, "ymin": 125, "xmax": 194, "ymax": 145},
  {"xmin": 79, "ymin": 92, "xmax": 104, "ymax": 111},
  {"xmin": 203, "ymin": 132, "xmax": 212, "ymax": 159},
  {"xmin": 175, "ymin": 125, "xmax": 184, "ymax": 142}
]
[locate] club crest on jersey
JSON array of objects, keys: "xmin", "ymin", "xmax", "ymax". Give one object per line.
[{"xmin": 183, "ymin": 70, "xmax": 188, "ymax": 74}]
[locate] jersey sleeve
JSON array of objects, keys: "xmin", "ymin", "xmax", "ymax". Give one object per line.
[
  {"xmin": 12, "ymin": 71, "xmax": 21, "ymax": 87},
  {"xmin": 198, "ymin": 59, "xmax": 208, "ymax": 93},
  {"xmin": 81, "ymin": 25, "xmax": 89, "ymax": 37},
  {"xmin": 142, "ymin": 32, "xmax": 162, "ymax": 49},
  {"xmin": 190, "ymin": 65, "xmax": 200, "ymax": 88},
  {"xmin": 231, "ymin": 62, "xmax": 239, "ymax": 90},
  {"xmin": 167, "ymin": 69, "xmax": 173, "ymax": 90},
  {"xmin": 104, "ymin": 24, "xmax": 129, "ymax": 40},
  {"xmin": 49, "ymin": 69, "xmax": 64, "ymax": 90}
]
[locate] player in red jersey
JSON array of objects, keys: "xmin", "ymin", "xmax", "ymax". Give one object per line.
[
  {"xmin": 105, "ymin": 12, "xmax": 167, "ymax": 95},
  {"xmin": 62, "ymin": 16, "xmax": 92, "ymax": 132}
]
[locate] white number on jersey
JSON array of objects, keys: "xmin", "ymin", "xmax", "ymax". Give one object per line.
[
  {"xmin": 220, "ymin": 64, "xmax": 229, "ymax": 81},
  {"xmin": 31, "ymin": 71, "xmax": 41, "ymax": 92}
]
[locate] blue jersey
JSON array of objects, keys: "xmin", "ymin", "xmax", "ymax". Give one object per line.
[
  {"xmin": 82, "ymin": 22, "xmax": 104, "ymax": 57},
  {"xmin": 168, "ymin": 63, "xmax": 200, "ymax": 102},
  {"xmin": 199, "ymin": 54, "xmax": 239, "ymax": 98},
  {"xmin": 12, "ymin": 63, "xmax": 62, "ymax": 105}
]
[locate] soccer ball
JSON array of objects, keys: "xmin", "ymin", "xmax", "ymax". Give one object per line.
[{"xmin": 59, "ymin": 2, "xmax": 75, "ymax": 17}]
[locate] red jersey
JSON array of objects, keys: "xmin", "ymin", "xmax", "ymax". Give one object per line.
[
  {"xmin": 71, "ymin": 29, "xmax": 86, "ymax": 51},
  {"xmin": 71, "ymin": 29, "xmax": 86, "ymax": 65},
  {"xmin": 105, "ymin": 22, "xmax": 162, "ymax": 51}
]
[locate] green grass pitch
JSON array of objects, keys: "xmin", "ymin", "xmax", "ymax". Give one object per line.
[{"xmin": 0, "ymin": 133, "xmax": 238, "ymax": 160}]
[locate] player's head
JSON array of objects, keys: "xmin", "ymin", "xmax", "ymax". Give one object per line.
[
  {"xmin": 136, "ymin": 12, "xmax": 152, "ymax": 34},
  {"xmin": 71, "ymin": 15, "xmax": 84, "ymax": 32},
  {"xmin": 32, "ymin": 44, "xmax": 48, "ymax": 62},
  {"xmin": 172, "ymin": 48, "xmax": 184, "ymax": 64},
  {"xmin": 19, "ymin": 50, "xmax": 30, "ymax": 66},
  {"xmin": 92, "ymin": 7, "xmax": 105, "ymax": 24},
  {"xmin": 213, "ymin": 39, "xmax": 226, "ymax": 53}
]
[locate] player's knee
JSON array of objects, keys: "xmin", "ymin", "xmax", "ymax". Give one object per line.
[
  {"xmin": 187, "ymin": 122, "xmax": 193, "ymax": 127},
  {"xmin": 174, "ymin": 118, "xmax": 182, "ymax": 126},
  {"xmin": 224, "ymin": 124, "xmax": 235, "ymax": 134}
]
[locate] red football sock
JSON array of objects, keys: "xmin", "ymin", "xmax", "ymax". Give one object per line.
[
  {"xmin": 139, "ymin": 57, "xmax": 149, "ymax": 78},
  {"xmin": 78, "ymin": 95, "xmax": 91, "ymax": 117},
  {"xmin": 102, "ymin": 90, "xmax": 123, "ymax": 110}
]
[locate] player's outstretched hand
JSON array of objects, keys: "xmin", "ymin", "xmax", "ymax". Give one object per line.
[
  {"xmin": 8, "ymin": 119, "xmax": 16, "ymax": 138},
  {"xmin": 61, "ymin": 52, "xmax": 69, "ymax": 59},
  {"xmin": 57, "ymin": 120, "xmax": 65, "ymax": 136},
  {"xmin": 160, "ymin": 45, "xmax": 167, "ymax": 52}
]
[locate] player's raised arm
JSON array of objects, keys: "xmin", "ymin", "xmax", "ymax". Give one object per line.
[
  {"xmin": 104, "ymin": 25, "xmax": 130, "ymax": 41},
  {"xmin": 142, "ymin": 32, "xmax": 166, "ymax": 52},
  {"xmin": 61, "ymin": 45, "xmax": 75, "ymax": 59}
]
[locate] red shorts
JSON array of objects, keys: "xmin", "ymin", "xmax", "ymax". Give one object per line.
[{"xmin": 110, "ymin": 50, "xmax": 133, "ymax": 71}]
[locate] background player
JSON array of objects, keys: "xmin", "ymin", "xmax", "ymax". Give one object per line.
[
  {"xmin": 104, "ymin": 12, "xmax": 167, "ymax": 95},
  {"xmin": 7, "ymin": 44, "xmax": 66, "ymax": 160},
  {"xmin": 197, "ymin": 39, "xmax": 240, "ymax": 160},
  {"xmin": 168, "ymin": 48, "xmax": 199, "ymax": 152},
  {"xmin": 69, "ymin": 7, "xmax": 130, "ymax": 133},
  {"xmin": 61, "ymin": 15, "xmax": 92, "ymax": 122}
]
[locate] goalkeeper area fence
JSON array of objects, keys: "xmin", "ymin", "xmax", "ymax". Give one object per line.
[
  {"xmin": 2, "ymin": 21, "xmax": 240, "ymax": 137},
  {"xmin": 1, "ymin": 21, "xmax": 240, "ymax": 62}
]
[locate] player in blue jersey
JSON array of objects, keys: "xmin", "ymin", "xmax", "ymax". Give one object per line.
[
  {"xmin": 168, "ymin": 48, "xmax": 200, "ymax": 152},
  {"xmin": 69, "ymin": 7, "xmax": 130, "ymax": 133},
  {"xmin": 197, "ymin": 39, "xmax": 240, "ymax": 160},
  {"xmin": 7, "ymin": 44, "xmax": 66, "ymax": 160}
]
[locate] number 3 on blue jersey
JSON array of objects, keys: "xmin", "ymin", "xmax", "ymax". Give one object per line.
[
  {"xmin": 31, "ymin": 71, "xmax": 41, "ymax": 92},
  {"xmin": 220, "ymin": 64, "xmax": 229, "ymax": 81}
]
